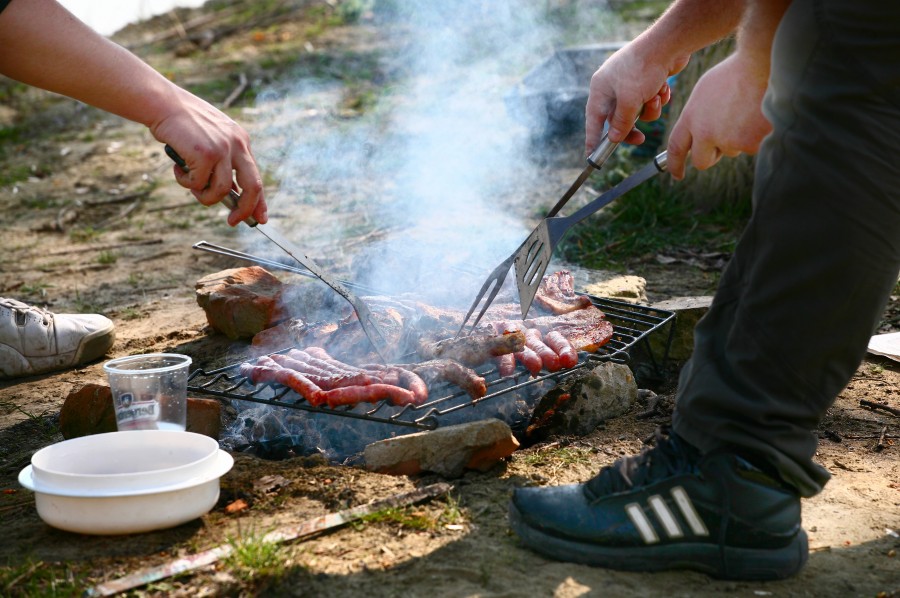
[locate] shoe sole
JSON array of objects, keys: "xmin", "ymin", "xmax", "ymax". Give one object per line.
[
  {"xmin": 509, "ymin": 502, "xmax": 809, "ymax": 581},
  {"xmin": 74, "ymin": 325, "xmax": 116, "ymax": 366}
]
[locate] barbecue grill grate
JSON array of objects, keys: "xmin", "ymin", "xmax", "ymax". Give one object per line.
[{"xmin": 187, "ymin": 296, "xmax": 674, "ymax": 431}]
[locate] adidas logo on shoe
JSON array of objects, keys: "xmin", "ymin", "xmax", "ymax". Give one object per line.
[{"xmin": 509, "ymin": 430, "xmax": 809, "ymax": 580}]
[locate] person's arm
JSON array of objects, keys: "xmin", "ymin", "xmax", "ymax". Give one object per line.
[
  {"xmin": 586, "ymin": 0, "xmax": 745, "ymax": 153},
  {"xmin": 665, "ymin": 0, "xmax": 790, "ymax": 178},
  {"xmin": 0, "ymin": 0, "xmax": 266, "ymax": 225}
]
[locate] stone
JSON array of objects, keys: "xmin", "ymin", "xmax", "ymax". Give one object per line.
[
  {"xmin": 364, "ymin": 418, "xmax": 520, "ymax": 478},
  {"xmin": 649, "ymin": 296, "xmax": 713, "ymax": 363},
  {"xmin": 526, "ymin": 361, "xmax": 637, "ymax": 440},
  {"xmin": 195, "ymin": 266, "xmax": 289, "ymax": 340},
  {"xmin": 59, "ymin": 384, "xmax": 222, "ymax": 440},
  {"xmin": 583, "ymin": 275, "xmax": 648, "ymax": 304}
]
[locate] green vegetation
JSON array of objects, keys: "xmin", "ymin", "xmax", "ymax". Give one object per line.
[
  {"xmin": 0, "ymin": 559, "xmax": 84, "ymax": 597},
  {"xmin": 96, "ymin": 251, "xmax": 117, "ymax": 265},
  {"xmin": 522, "ymin": 446, "xmax": 594, "ymax": 468},
  {"xmin": 224, "ymin": 529, "xmax": 293, "ymax": 582},
  {"xmin": 558, "ymin": 152, "xmax": 749, "ymax": 270}
]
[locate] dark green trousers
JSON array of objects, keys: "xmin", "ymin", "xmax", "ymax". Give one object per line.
[{"xmin": 672, "ymin": 0, "xmax": 900, "ymax": 497}]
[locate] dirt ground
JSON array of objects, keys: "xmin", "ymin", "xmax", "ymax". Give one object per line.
[{"xmin": 1, "ymin": 2, "xmax": 899, "ymax": 596}]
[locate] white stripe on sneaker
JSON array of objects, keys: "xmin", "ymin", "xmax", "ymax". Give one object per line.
[
  {"xmin": 625, "ymin": 503, "xmax": 659, "ymax": 544},
  {"xmin": 648, "ymin": 494, "xmax": 684, "ymax": 538},
  {"xmin": 671, "ymin": 486, "xmax": 709, "ymax": 537}
]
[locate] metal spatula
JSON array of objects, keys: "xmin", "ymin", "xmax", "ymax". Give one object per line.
[
  {"xmin": 455, "ymin": 133, "xmax": 621, "ymax": 337},
  {"xmin": 514, "ymin": 151, "xmax": 668, "ymax": 319}
]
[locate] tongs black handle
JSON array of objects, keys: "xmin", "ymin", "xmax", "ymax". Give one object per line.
[{"xmin": 164, "ymin": 144, "xmax": 258, "ymax": 227}]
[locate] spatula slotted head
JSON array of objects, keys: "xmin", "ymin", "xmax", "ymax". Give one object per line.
[{"xmin": 514, "ymin": 222, "xmax": 552, "ymax": 320}]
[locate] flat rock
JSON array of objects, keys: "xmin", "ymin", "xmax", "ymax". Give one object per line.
[
  {"xmin": 582, "ymin": 275, "xmax": 648, "ymax": 304},
  {"xmin": 364, "ymin": 418, "xmax": 520, "ymax": 478},
  {"xmin": 650, "ymin": 296, "xmax": 713, "ymax": 362},
  {"xmin": 526, "ymin": 361, "xmax": 637, "ymax": 439},
  {"xmin": 195, "ymin": 266, "xmax": 289, "ymax": 340}
]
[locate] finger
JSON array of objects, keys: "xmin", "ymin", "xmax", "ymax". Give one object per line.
[
  {"xmin": 666, "ymin": 123, "xmax": 691, "ymax": 180},
  {"xmin": 623, "ymin": 128, "xmax": 646, "ymax": 145},
  {"xmin": 658, "ymin": 82, "xmax": 672, "ymax": 106},
  {"xmin": 607, "ymin": 102, "xmax": 643, "ymax": 143},
  {"xmin": 640, "ymin": 95, "xmax": 663, "ymax": 122},
  {"xmin": 194, "ymin": 161, "xmax": 234, "ymax": 208},
  {"xmin": 231, "ymin": 153, "xmax": 266, "ymax": 225},
  {"xmin": 691, "ymin": 143, "xmax": 723, "ymax": 171},
  {"xmin": 585, "ymin": 104, "xmax": 610, "ymax": 155}
]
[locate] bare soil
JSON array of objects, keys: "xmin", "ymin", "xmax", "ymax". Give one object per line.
[{"xmin": 1, "ymin": 3, "xmax": 898, "ymax": 596}]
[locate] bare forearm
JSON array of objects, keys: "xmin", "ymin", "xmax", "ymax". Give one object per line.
[
  {"xmin": 631, "ymin": 0, "xmax": 746, "ymax": 75},
  {"xmin": 0, "ymin": 0, "xmax": 181, "ymax": 129},
  {"xmin": 736, "ymin": 0, "xmax": 792, "ymax": 85}
]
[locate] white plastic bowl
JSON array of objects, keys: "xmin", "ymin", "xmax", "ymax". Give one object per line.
[{"xmin": 19, "ymin": 431, "xmax": 233, "ymax": 535}]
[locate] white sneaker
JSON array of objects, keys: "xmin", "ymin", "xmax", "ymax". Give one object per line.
[{"xmin": 0, "ymin": 298, "xmax": 115, "ymax": 379}]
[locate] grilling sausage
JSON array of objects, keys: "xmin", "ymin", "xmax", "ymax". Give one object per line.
[
  {"xmin": 545, "ymin": 330, "xmax": 579, "ymax": 369},
  {"xmin": 322, "ymin": 384, "xmax": 417, "ymax": 408},
  {"xmin": 525, "ymin": 328, "xmax": 561, "ymax": 372}
]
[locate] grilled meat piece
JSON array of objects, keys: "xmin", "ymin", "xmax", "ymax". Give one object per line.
[
  {"xmin": 524, "ymin": 305, "xmax": 614, "ymax": 352},
  {"xmin": 322, "ymin": 384, "xmax": 417, "ymax": 408},
  {"xmin": 408, "ymin": 359, "xmax": 487, "ymax": 399},
  {"xmin": 545, "ymin": 330, "xmax": 579, "ymax": 368},
  {"xmin": 417, "ymin": 330, "xmax": 526, "ymax": 366},
  {"xmin": 240, "ymin": 356, "xmax": 326, "ymax": 406},
  {"xmin": 533, "ymin": 270, "xmax": 592, "ymax": 314},
  {"xmin": 524, "ymin": 328, "xmax": 561, "ymax": 372}
]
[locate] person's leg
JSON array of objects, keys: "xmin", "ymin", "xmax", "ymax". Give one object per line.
[
  {"xmin": 509, "ymin": 0, "xmax": 900, "ymax": 579},
  {"xmin": 673, "ymin": 0, "xmax": 900, "ymax": 497},
  {"xmin": 0, "ymin": 298, "xmax": 115, "ymax": 379}
]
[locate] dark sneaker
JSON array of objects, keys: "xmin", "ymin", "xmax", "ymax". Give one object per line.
[{"xmin": 509, "ymin": 429, "xmax": 808, "ymax": 580}]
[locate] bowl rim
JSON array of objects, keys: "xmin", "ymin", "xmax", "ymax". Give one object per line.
[
  {"xmin": 30, "ymin": 430, "xmax": 218, "ymax": 479},
  {"xmin": 20, "ymin": 450, "xmax": 233, "ymax": 497}
]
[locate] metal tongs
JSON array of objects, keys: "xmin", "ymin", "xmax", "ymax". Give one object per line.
[
  {"xmin": 166, "ymin": 146, "xmax": 393, "ymax": 363},
  {"xmin": 455, "ymin": 133, "xmax": 622, "ymax": 337}
]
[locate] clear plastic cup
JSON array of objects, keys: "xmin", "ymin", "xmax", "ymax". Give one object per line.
[{"xmin": 103, "ymin": 353, "xmax": 192, "ymax": 431}]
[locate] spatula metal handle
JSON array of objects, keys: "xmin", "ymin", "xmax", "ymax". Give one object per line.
[{"xmin": 164, "ymin": 144, "xmax": 258, "ymax": 227}]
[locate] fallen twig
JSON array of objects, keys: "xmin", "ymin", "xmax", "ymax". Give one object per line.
[
  {"xmin": 146, "ymin": 200, "xmax": 197, "ymax": 213},
  {"xmin": 44, "ymin": 239, "xmax": 162, "ymax": 256},
  {"xmin": 222, "ymin": 72, "xmax": 249, "ymax": 109},
  {"xmin": 875, "ymin": 425, "xmax": 888, "ymax": 452},
  {"xmin": 83, "ymin": 482, "xmax": 451, "ymax": 597},
  {"xmin": 860, "ymin": 399, "xmax": 900, "ymax": 418},
  {"xmin": 84, "ymin": 190, "xmax": 152, "ymax": 206}
]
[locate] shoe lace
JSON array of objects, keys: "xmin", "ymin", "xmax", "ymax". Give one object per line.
[
  {"xmin": 584, "ymin": 427, "xmax": 701, "ymax": 500},
  {"xmin": 1, "ymin": 298, "xmax": 53, "ymax": 326}
]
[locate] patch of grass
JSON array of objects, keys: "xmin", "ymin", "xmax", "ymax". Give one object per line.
[
  {"xmin": 0, "ymin": 559, "xmax": 84, "ymax": 596},
  {"xmin": 69, "ymin": 227, "xmax": 102, "ymax": 244},
  {"xmin": 18, "ymin": 282, "xmax": 54, "ymax": 296},
  {"xmin": 358, "ymin": 506, "xmax": 437, "ymax": 531},
  {"xmin": 0, "ymin": 163, "xmax": 32, "ymax": 187},
  {"xmin": 522, "ymin": 446, "xmax": 593, "ymax": 468},
  {"xmin": 558, "ymin": 153, "xmax": 749, "ymax": 270},
  {"xmin": 223, "ymin": 529, "xmax": 291, "ymax": 582},
  {"xmin": 96, "ymin": 251, "xmax": 117, "ymax": 265}
]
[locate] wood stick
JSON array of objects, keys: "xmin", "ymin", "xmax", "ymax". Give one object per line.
[
  {"xmin": 44, "ymin": 239, "xmax": 162, "ymax": 256},
  {"xmin": 875, "ymin": 425, "xmax": 888, "ymax": 452},
  {"xmin": 222, "ymin": 72, "xmax": 249, "ymax": 109},
  {"xmin": 83, "ymin": 482, "xmax": 451, "ymax": 597},
  {"xmin": 859, "ymin": 399, "xmax": 900, "ymax": 418}
]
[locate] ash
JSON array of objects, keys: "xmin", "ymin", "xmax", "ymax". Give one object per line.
[{"xmin": 219, "ymin": 375, "xmax": 556, "ymax": 463}]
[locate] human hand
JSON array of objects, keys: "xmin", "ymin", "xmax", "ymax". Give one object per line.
[
  {"xmin": 150, "ymin": 90, "xmax": 267, "ymax": 226},
  {"xmin": 666, "ymin": 53, "xmax": 772, "ymax": 180},
  {"xmin": 585, "ymin": 41, "xmax": 689, "ymax": 153}
]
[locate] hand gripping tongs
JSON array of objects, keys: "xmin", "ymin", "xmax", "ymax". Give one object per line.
[
  {"xmin": 165, "ymin": 145, "xmax": 393, "ymax": 363},
  {"xmin": 455, "ymin": 133, "xmax": 622, "ymax": 337}
]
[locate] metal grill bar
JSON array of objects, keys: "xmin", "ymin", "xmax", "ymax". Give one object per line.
[{"xmin": 187, "ymin": 297, "xmax": 674, "ymax": 431}]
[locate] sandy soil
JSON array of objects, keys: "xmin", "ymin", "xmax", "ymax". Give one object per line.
[{"xmin": 1, "ymin": 3, "xmax": 898, "ymax": 596}]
